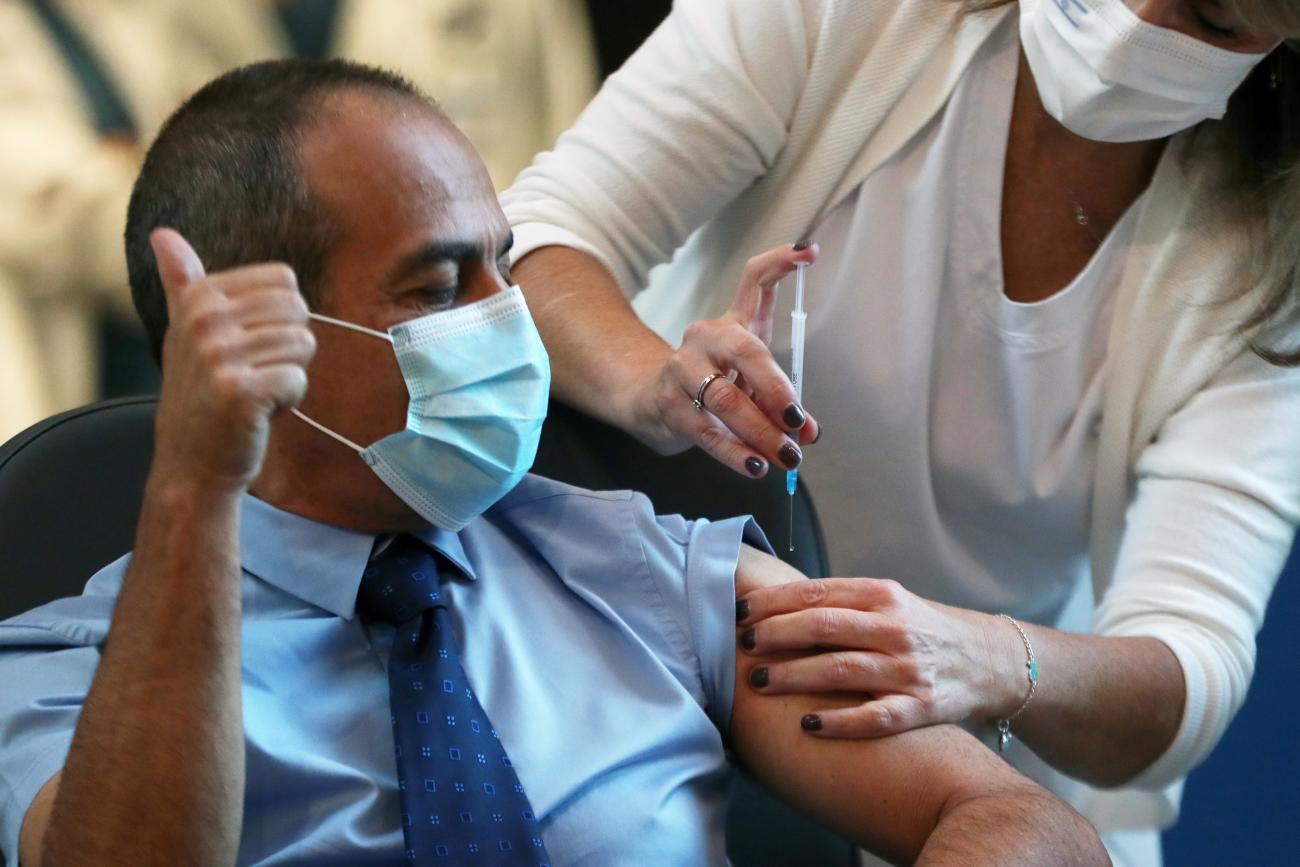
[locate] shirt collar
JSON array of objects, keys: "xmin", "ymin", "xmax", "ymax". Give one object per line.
[{"xmin": 238, "ymin": 494, "xmax": 478, "ymax": 621}]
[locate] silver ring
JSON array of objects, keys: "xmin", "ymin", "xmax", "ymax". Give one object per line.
[{"xmin": 693, "ymin": 372, "xmax": 726, "ymax": 412}]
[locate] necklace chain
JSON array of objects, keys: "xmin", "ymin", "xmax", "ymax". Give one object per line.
[{"xmin": 1067, "ymin": 194, "xmax": 1105, "ymax": 245}]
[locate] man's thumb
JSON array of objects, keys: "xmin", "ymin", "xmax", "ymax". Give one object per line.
[{"xmin": 150, "ymin": 227, "xmax": 206, "ymax": 305}]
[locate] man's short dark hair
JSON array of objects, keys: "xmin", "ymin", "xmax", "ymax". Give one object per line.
[{"xmin": 125, "ymin": 58, "xmax": 435, "ymax": 363}]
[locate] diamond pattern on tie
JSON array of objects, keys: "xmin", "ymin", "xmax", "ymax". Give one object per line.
[{"xmin": 358, "ymin": 535, "xmax": 550, "ymax": 865}]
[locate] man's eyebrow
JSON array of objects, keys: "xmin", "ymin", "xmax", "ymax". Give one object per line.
[{"xmin": 385, "ymin": 232, "xmax": 515, "ymax": 289}]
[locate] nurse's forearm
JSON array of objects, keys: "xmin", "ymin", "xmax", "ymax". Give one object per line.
[
  {"xmin": 514, "ymin": 246, "xmax": 671, "ymax": 435},
  {"xmin": 987, "ymin": 622, "xmax": 1184, "ymax": 788}
]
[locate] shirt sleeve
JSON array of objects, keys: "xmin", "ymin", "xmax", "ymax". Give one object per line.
[
  {"xmin": 0, "ymin": 633, "xmax": 100, "ymax": 863},
  {"xmin": 0, "ymin": 564, "xmax": 122, "ymax": 863},
  {"xmin": 628, "ymin": 495, "xmax": 772, "ymax": 736},
  {"xmin": 501, "ymin": 0, "xmax": 814, "ymax": 296},
  {"xmin": 1094, "ymin": 348, "xmax": 1300, "ymax": 790}
]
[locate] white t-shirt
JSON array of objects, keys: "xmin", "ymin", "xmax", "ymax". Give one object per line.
[
  {"xmin": 766, "ymin": 16, "xmax": 1139, "ymax": 629},
  {"xmin": 757, "ymin": 19, "xmax": 1157, "ymax": 865}
]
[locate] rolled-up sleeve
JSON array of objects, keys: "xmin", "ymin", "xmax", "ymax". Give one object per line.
[
  {"xmin": 0, "ymin": 627, "xmax": 101, "ymax": 862},
  {"xmin": 630, "ymin": 496, "xmax": 771, "ymax": 735}
]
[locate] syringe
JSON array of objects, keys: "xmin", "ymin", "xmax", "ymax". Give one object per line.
[{"xmin": 787, "ymin": 260, "xmax": 808, "ymax": 552}]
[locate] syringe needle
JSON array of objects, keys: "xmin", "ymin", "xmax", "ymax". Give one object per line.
[{"xmin": 788, "ymin": 495, "xmax": 795, "ymax": 552}]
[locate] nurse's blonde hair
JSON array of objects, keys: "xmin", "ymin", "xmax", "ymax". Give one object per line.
[{"xmin": 968, "ymin": 0, "xmax": 1300, "ymax": 365}]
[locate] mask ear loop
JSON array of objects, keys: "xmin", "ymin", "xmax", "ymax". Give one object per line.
[
  {"xmin": 290, "ymin": 312, "xmax": 398, "ymax": 452},
  {"xmin": 291, "ymin": 408, "xmax": 366, "ymax": 453},
  {"xmin": 307, "ymin": 312, "xmax": 394, "ymax": 342}
]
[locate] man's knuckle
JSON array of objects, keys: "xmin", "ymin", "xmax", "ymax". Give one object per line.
[
  {"xmin": 211, "ymin": 368, "xmax": 249, "ymax": 403},
  {"xmin": 197, "ymin": 335, "xmax": 234, "ymax": 368},
  {"xmin": 268, "ymin": 263, "xmax": 297, "ymax": 286}
]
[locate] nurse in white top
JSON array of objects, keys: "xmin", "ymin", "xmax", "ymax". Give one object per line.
[{"xmin": 502, "ymin": 0, "xmax": 1300, "ymax": 863}]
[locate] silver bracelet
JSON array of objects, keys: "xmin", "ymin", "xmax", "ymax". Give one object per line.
[{"xmin": 995, "ymin": 613, "xmax": 1038, "ymax": 753}]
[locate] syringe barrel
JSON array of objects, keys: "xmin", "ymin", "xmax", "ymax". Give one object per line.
[{"xmin": 789, "ymin": 311, "xmax": 807, "ymax": 400}]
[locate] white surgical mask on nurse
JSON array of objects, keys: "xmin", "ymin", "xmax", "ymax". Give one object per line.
[{"xmin": 1019, "ymin": 0, "xmax": 1273, "ymax": 142}]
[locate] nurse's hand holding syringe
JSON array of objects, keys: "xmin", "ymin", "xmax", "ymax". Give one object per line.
[{"xmin": 642, "ymin": 242, "xmax": 821, "ymax": 479}]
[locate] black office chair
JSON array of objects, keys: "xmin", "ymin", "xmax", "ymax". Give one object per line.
[{"xmin": 0, "ymin": 398, "xmax": 853, "ymax": 867}]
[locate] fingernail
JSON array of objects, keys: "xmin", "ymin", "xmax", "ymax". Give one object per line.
[
  {"xmin": 801, "ymin": 714, "xmax": 822, "ymax": 732},
  {"xmin": 745, "ymin": 456, "xmax": 765, "ymax": 477},
  {"xmin": 778, "ymin": 442, "xmax": 802, "ymax": 470},
  {"xmin": 783, "ymin": 403, "xmax": 806, "ymax": 429},
  {"xmin": 811, "ymin": 423, "xmax": 822, "ymax": 445},
  {"xmin": 741, "ymin": 628, "xmax": 757, "ymax": 651},
  {"xmin": 749, "ymin": 667, "xmax": 770, "ymax": 689},
  {"xmin": 793, "ymin": 239, "xmax": 811, "ymax": 252},
  {"xmin": 735, "ymin": 599, "xmax": 749, "ymax": 621}
]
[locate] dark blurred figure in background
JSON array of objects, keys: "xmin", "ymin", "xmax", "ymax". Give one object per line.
[
  {"xmin": 581, "ymin": 0, "xmax": 671, "ymax": 77},
  {"xmin": 0, "ymin": 0, "xmax": 597, "ymax": 439}
]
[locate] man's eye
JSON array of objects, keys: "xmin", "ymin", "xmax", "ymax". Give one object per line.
[{"xmin": 415, "ymin": 285, "xmax": 458, "ymax": 308}]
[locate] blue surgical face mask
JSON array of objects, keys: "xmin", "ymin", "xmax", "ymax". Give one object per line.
[{"xmin": 292, "ymin": 285, "xmax": 551, "ymax": 531}]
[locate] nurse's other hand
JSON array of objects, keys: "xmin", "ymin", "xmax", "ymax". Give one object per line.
[
  {"xmin": 635, "ymin": 242, "xmax": 821, "ymax": 477},
  {"xmin": 736, "ymin": 578, "xmax": 1017, "ymax": 737}
]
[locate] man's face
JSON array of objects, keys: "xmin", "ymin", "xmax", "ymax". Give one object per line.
[{"xmin": 255, "ymin": 90, "xmax": 513, "ymax": 529}]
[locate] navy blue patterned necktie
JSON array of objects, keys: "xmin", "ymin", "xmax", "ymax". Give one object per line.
[{"xmin": 358, "ymin": 534, "xmax": 551, "ymax": 865}]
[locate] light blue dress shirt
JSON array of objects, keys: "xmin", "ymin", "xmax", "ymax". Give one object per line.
[{"xmin": 0, "ymin": 475, "xmax": 762, "ymax": 865}]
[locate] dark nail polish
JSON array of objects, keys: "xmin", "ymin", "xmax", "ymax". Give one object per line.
[
  {"xmin": 801, "ymin": 714, "xmax": 823, "ymax": 732},
  {"xmin": 778, "ymin": 443, "xmax": 802, "ymax": 470},
  {"xmin": 741, "ymin": 628, "xmax": 757, "ymax": 651},
  {"xmin": 793, "ymin": 239, "xmax": 810, "ymax": 252},
  {"xmin": 745, "ymin": 456, "xmax": 765, "ymax": 477},
  {"xmin": 735, "ymin": 598, "xmax": 749, "ymax": 621},
  {"xmin": 811, "ymin": 422, "xmax": 822, "ymax": 444},
  {"xmin": 783, "ymin": 403, "xmax": 806, "ymax": 429},
  {"xmin": 749, "ymin": 667, "xmax": 770, "ymax": 689}
]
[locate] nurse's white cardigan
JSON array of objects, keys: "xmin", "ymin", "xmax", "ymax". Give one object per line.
[{"xmin": 503, "ymin": 0, "xmax": 1300, "ymax": 830}]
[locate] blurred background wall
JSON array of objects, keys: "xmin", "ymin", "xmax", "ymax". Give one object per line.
[{"xmin": 1, "ymin": 0, "xmax": 675, "ymax": 442}]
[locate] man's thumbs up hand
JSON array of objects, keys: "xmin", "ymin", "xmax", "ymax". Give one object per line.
[{"xmin": 149, "ymin": 228, "xmax": 316, "ymax": 494}]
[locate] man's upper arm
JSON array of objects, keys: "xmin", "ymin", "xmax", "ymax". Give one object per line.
[{"xmin": 730, "ymin": 546, "xmax": 1032, "ymax": 863}]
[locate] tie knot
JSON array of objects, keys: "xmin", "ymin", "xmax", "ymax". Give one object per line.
[{"xmin": 356, "ymin": 534, "xmax": 448, "ymax": 626}]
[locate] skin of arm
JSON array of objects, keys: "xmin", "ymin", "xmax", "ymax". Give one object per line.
[
  {"xmin": 18, "ymin": 230, "xmax": 314, "ymax": 867},
  {"xmin": 730, "ymin": 548, "xmax": 1110, "ymax": 866}
]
